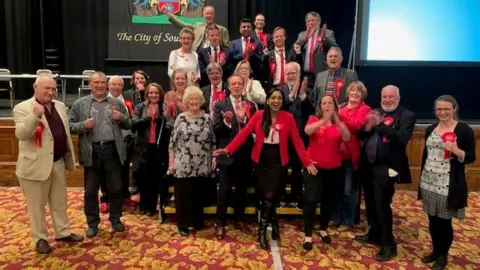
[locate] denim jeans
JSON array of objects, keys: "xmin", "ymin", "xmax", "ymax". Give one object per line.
[{"xmin": 331, "ymin": 160, "xmax": 358, "ymax": 226}]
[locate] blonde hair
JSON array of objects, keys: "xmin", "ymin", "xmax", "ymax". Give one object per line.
[
  {"xmin": 170, "ymin": 69, "xmax": 188, "ymax": 90},
  {"xmin": 234, "ymin": 60, "xmax": 251, "ymax": 75},
  {"xmin": 182, "ymin": 86, "xmax": 205, "ymax": 107},
  {"xmin": 179, "ymin": 27, "xmax": 195, "ymax": 41},
  {"xmin": 345, "ymin": 81, "xmax": 368, "ymax": 101}
]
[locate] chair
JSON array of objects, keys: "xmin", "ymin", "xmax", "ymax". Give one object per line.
[
  {"xmin": 78, "ymin": 70, "xmax": 96, "ymax": 97},
  {"xmin": 0, "ymin": 69, "xmax": 15, "ymax": 108},
  {"xmin": 36, "ymin": 69, "xmax": 53, "ymax": 76}
]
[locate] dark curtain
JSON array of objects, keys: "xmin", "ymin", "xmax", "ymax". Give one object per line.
[
  {"xmin": 61, "ymin": 0, "xmax": 109, "ymax": 74},
  {"xmin": 0, "ymin": 3, "xmax": 7, "ymax": 68},
  {"xmin": 4, "ymin": 0, "xmax": 43, "ymax": 99}
]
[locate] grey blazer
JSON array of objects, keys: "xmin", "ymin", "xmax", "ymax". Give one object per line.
[
  {"xmin": 68, "ymin": 95, "xmax": 132, "ymax": 167},
  {"xmin": 313, "ymin": 68, "xmax": 358, "ymax": 106},
  {"xmin": 293, "ymin": 29, "xmax": 338, "ymax": 74}
]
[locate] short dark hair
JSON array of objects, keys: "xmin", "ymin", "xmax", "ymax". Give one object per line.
[{"xmin": 240, "ymin": 18, "xmax": 252, "ymax": 25}]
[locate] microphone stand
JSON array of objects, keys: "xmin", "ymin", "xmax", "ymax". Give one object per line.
[{"xmin": 348, "ymin": 0, "xmax": 360, "ymax": 71}]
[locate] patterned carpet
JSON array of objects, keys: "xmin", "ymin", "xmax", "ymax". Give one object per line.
[{"xmin": 0, "ymin": 188, "xmax": 479, "ymax": 270}]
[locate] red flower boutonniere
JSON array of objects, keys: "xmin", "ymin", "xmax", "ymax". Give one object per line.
[
  {"xmin": 243, "ymin": 101, "xmax": 252, "ymax": 119},
  {"xmin": 259, "ymin": 32, "xmax": 268, "ymax": 48},
  {"xmin": 219, "ymin": 51, "xmax": 226, "ymax": 63},
  {"xmin": 124, "ymin": 100, "xmax": 134, "ymax": 116},
  {"xmin": 334, "ymin": 79, "xmax": 345, "ymax": 99},
  {"xmin": 250, "ymin": 43, "xmax": 257, "ymax": 51},
  {"xmin": 382, "ymin": 116, "xmax": 394, "ymax": 142},
  {"xmin": 441, "ymin": 132, "xmax": 457, "ymax": 159},
  {"xmin": 35, "ymin": 122, "xmax": 45, "ymax": 147},
  {"xmin": 269, "ymin": 62, "xmax": 277, "ymax": 77}
]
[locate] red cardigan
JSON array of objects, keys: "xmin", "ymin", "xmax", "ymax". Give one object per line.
[
  {"xmin": 225, "ymin": 110, "xmax": 312, "ymax": 167},
  {"xmin": 339, "ymin": 103, "xmax": 371, "ymax": 170}
]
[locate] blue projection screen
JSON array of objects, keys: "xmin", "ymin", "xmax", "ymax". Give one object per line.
[{"xmin": 356, "ymin": 0, "xmax": 480, "ymax": 65}]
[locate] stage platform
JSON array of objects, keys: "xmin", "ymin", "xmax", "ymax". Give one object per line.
[{"xmin": 1, "ymin": 117, "xmax": 480, "ymax": 191}]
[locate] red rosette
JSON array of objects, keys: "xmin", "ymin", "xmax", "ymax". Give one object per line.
[
  {"xmin": 382, "ymin": 116, "xmax": 394, "ymax": 142},
  {"xmin": 124, "ymin": 100, "xmax": 134, "ymax": 116},
  {"xmin": 213, "ymin": 90, "xmax": 226, "ymax": 102},
  {"xmin": 250, "ymin": 43, "xmax": 257, "ymax": 51},
  {"xmin": 334, "ymin": 79, "xmax": 345, "ymax": 99},
  {"xmin": 243, "ymin": 101, "xmax": 252, "ymax": 119},
  {"xmin": 259, "ymin": 32, "xmax": 268, "ymax": 48},
  {"xmin": 35, "ymin": 122, "xmax": 45, "ymax": 147},
  {"xmin": 269, "ymin": 62, "xmax": 277, "ymax": 77},
  {"xmin": 219, "ymin": 51, "xmax": 226, "ymax": 62},
  {"xmin": 442, "ymin": 132, "xmax": 457, "ymax": 159}
]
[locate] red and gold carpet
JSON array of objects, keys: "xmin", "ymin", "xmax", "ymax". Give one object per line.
[{"xmin": 0, "ymin": 188, "xmax": 479, "ymax": 269}]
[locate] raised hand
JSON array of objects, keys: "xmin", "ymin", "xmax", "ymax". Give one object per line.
[
  {"xmin": 190, "ymin": 72, "xmax": 197, "ymax": 83},
  {"xmin": 136, "ymin": 83, "xmax": 145, "ymax": 91},
  {"xmin": 33, "ymin": 102, "xmax": 45, "ymax": 118},
  {"xmin": 221, "ymin": 111, "xmax": 233, "ymax": 125},
  {"xmin": 235, "ymin": 102, "xmax": 246, "ymax": 120},
  {"xmin": 294, "ymin": 44, "xmax": 301, "ymax": 54},
  {"xmin": 300, "ymin": 77, "xmax": 308, "ymax": 95}
]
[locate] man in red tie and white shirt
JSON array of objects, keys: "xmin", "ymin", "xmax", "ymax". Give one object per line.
[
  {"xmin": 198, "ymin": 24, "xmax": 228, "ymax": 87},
  {"xmin": 252, "ymin": 13, "xmax": 273, "ymax": 52},
  {"xmin": 263, "ymin": 27, "xmax": 289, "ymax": 89},
  {"xmin": 290, "ymin": 11, "xmax": 337, "ymax": 88}
]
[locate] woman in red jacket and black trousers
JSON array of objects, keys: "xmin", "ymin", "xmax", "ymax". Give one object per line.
[
  {"xmin": 302, "ymin": 95, "xmax": 351, "ymax": 251},
  {"xmin": 331, "ymin": 81, "xmax": 371, "ymax": 230},
  {"xmin": 215, "ymin": 88, "xmax": 317, "ymax": 250}
]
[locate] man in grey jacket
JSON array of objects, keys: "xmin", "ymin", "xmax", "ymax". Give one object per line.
[{"xmin": 69, "ymin": 71, "xmax": 131, "ymax": 238}]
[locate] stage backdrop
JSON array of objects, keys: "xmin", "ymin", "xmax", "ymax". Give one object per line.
[{"xmin": 108, "ymin": 0, "xmax": 228, "ymax": 62}]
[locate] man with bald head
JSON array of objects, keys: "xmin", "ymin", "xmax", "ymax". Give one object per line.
[
  {"xmin": 13, "ymin": 76, "xmax": 83, "ymax": 254},
  {"xmin": 355, "ymin": 85, "xmax": 416, "ymax": 261}
]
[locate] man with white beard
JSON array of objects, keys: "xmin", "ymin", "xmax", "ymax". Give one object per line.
[{"xmin": 354, "ymin": 85, "xmax": 416, "ymax": 261}]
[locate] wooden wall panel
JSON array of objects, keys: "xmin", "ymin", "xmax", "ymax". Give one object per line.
[{"xmin": 1, "ymin": 123, "xmax": 479, "ymax": 190}]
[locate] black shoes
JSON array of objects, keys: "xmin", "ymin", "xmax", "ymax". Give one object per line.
[
  {"xmin": 423, "ymin": 252, "xmax": 439, "ymax": 264},
  {"xmin": 303, "ymin": 241, "xmax": 313, "ymax": 251},
  {"xmin": 354, "ymin": 234, "xmax": 380, "ymax": 245},
  {"xmin": 178, "ymin": 228, "xmax": 189, "ymax": 236},
  {"xmin": 375, "ymin": 246, "xmax": 397, "ymax": 261},
  {"xmin": 431, "ymin": 255, "xmax": 447, "ymax": 270},
  {"xmin": 36, "ymin": 239, "xmax": 51, "ymax": 254},
  {"xmin": 55, "ymin": 233, "xmax": 84, "ymax": 242},
  {"xmin": 86, "ymin": 227, "xmax": 98, "ymax": 238},
  {"xmin": 111, "ymin": 221, "xmax": 126, "ymax": 232}
]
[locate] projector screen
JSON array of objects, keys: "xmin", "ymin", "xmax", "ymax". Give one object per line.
[{"xmin": 356, "ymin": 0, "xmax": 480, "ymax": 65}]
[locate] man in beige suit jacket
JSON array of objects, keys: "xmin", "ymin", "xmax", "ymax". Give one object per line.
[
  {"xmin": 13, "ymin": 76, "xmax": 83, "ymax": 254},
  {"xmin": 160, "ymin": 5, "xmax": 230, "ymax": 51}
]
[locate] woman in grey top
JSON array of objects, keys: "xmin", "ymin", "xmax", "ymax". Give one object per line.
[
  {"xmin": 168, "ymin": 86, "xmax": 216, "ymax": 236},
  {"xmin": 419, "ymin": 95, "xmax": 475, "ymax": 270}
]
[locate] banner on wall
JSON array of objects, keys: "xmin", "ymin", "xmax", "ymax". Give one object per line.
[{"xmin": 108, "ymin": 0, "xmax": 229, "ymax": 62}]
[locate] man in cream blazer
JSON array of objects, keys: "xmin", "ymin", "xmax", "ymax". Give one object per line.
[
  {"xmin": 160, "ymin": 5, "xmax": 230, "ymax": 51},
  {"xmin": 13, "ymin": 76, "xmax": 83, "ymax": 254}
]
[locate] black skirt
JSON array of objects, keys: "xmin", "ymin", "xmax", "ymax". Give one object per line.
[{"xmin": 255, "ymin": 144, "xmax": 286, "ymax": 193}]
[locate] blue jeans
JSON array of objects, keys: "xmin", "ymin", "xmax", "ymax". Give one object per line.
[{"xmin": 331, "ymin": 160, "xmax": 358, "ymax": 226}]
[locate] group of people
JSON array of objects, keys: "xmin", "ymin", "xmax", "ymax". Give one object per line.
[{"xmin": 12, "ymin": 6, "xmax": 475, "ymax": 270}]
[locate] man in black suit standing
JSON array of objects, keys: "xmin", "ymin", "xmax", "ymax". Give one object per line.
[
  {"xmin": 213, "ymin": 74, "xmax": 256, "ymax": 240},
  {"xmin": 263, "ymin": 27, "xmax": 289, "ymax": 90},
  {"xmin": 355, "ymin": 85, "xmax": 417, "ymax": 261},
  {"xmin": 252, "ymin": 14, "xmax": 273, "ymax": 52},
  {"xmin": 198, "ymin": 25, "xmax": 228, "ymax": 87},
  {"xmin": 289, "ymin": 12, "xmax": 337, "ymax": 88},
  {"xmin": 201, "ymin": 62, "xmax": 228, "ymax": 115}
]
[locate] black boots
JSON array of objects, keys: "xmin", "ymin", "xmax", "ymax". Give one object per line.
[{"xmin": 258, "ymin": 200, "xmax": 274, "ymax": 250}]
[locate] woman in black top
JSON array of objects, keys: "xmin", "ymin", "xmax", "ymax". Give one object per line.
[{"xmin": 418, "ymin": 95, "xmax": 475, "ymax": 270}]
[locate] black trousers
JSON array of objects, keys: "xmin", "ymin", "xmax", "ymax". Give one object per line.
[
  {"xmin": 100, "ymin": 136, "xmax": 134, "ymax": 203},
  {"xmin": 175, "ymin": 177, "xmax": 205, "ymax": 229},
  {"xmin": 303, "ymin": 167, "xmax": 341, "ymax": 237},
  {"xmin": 362, "ymin": 165, "xmax": 396, "ymax": 246},
  {"xmin": 84, "ymin": 143, "xmax": 123, "ymax": 227},
  {"xmin": 136, "ymin": 144, "xmax": 162, "ymax": 213},
  {"xmin": 428, "ymin": 215, "xmax": 454, "ymax": 256},
  {"xmin": 284, "ymin": 144, "xmax": 303, "ymax": 204},
  {"xmin": 215, "ymin": 161, "xmax": 250, "ymax": 226}
]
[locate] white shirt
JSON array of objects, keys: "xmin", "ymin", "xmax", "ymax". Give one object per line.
[
  {"xmin": 223, "ymin": 95, "xmax": 246, "ymax": 128},
  {"xmin": 210, "ymin": 45, "xmax": 221, "ymax": 62},
  {"xmin": 107, "ymin": 92, "xmax": 131, "ymax": 138},
  {"xmin": 264, "ymin": 128, "xmax": 280, "ymax": 144},
  {"xmin": 210, "ymin": 81, "xmax": 223, "ymax": 106},
  {"xmin": 273, "ymin": 47, "xmax": 286, "ymax": 85},
  {"xmin": 303, "ymin": 29, "xmax": 319, "ymax": 72},
  {"xmin": 167, "ymin": 50, "xmax": 201, "ymax": 85},
  {"xmin": 241, "ymin": 37, "xmax": 252, "ymax": 53}
]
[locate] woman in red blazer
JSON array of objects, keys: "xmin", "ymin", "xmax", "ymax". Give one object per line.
[
  {"xmin": 215, "ymin": 88, "xmax": 317, "ymax": 250},
  {"xmin": 331, "ymin": 81, "xmax": 371, "ymax": 230},
  {"xmin": 302, "ymin": 95, "xmax": 351, "ymax": 251}
]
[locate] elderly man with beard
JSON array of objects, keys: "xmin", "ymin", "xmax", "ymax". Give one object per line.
[
  {"xmin": 354, "ymin": 85, "xmax": 416, "ymax": 261},
  {"xmin": 280, "ymin": 62, "xmax": 315, "ymax": 209}
]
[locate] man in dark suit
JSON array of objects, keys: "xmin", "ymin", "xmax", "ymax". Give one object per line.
[
  {"xmin": 289, "ymin": 12, "xmax": 337, "ymax": 88},
  {"xmin": 213, "ymin": 74, "xmax": 256, "ymax": 240},
  {"xmin": 252, "ymin": 13, "xmax": 274, "ymax": 52},
  {"xmin": 313, "ymin": 47, "xmax": 358, "ymax": 106},
  {"xmin": 281, "ymin": 62, "xmax": 315, "ymax": 209},
  {"xmin": 201, "ymin": 62, "xmax": 228, "ymax": 115},
  {"xmin": 226, "ymin": 18, "xmax": 263, "ymax": 79},
  {"xmin": 198, "ymin": 25, "xmax": 228, "ymax": 87},
  {"xmin": 263, "ymin": 27, "xmax": 289, "ymax": 90},
  {"xmin": 355, "ymin": 85, "xmax": 416, "ymax": 261}
]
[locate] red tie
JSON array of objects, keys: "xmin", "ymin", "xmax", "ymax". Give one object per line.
[
  {"xmin": 279, "ymin": 49, "xmax": 285, "ymax": 85},
  {"xmin": 213, "ymin": 47, "xmax": 218, "ymax": 62},
  {"xmin": 308, "ymin": 35, "xmax": 315, "ymax": 72},
  {"xmin": 243, "ymin": 37, "xmax": 250, "ymax": 58}
]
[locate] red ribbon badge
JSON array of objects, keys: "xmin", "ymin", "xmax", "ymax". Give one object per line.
[
  {"xmin": 124, "ymin": 100, "xmax": 134, "ymax": 116},
  {"xmin": 442, "ymin": 132, "xmax": 456, "ymax": 159},
  {"xmin": 316, "ymin": 34, "xmax": 324, "ymax": 51},
  {"xmin": 334, "ymin": 79, "xmax": 345, "ymax": 99},
  {"xmin": 270, "ymin": 123, "xmax": 283, "ymax": 143},
  {"xmin": 250, "ymin": 43, "xmax": 257, "ymax": 51},
  {"xmin": 382, "ymin": 116, "xmax": 394, "ymax": 142},
  {"xmin": 259, "ymin": 32, "xmax": 268, "ymax": 48},
  {"xmin": 35, "ymin": 122, "xmax": 45, "ymax": 147},
  {"xmin": 243, "ymin": 101, "xmax": 252, "ymax": 119},
  {"xmin": 219, "ymin": 51, "xmax": 226, "ymax": 63},
  {"xmin": 213, "ymin": 89, "xmax": 226, "ymax": 102},
  {"xmin": 269, "ymin": 62, "xmax": 277, "ymax": 77}
]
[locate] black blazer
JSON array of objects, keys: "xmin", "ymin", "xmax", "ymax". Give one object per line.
[
  {"xmin": 198, "ymin": 46, "xmax": 228, "ymax": 87},
  {"xmin": 201, "ymin": 82, "xmax": 228, "ymax": 114},
  {"xmin": 124, "ymin": 89, "xmax": 145, "ymax": 107},
  {"xmin": 418, "ymin": 122, "xmax": 476, "ymax": 210},
  {"xmin": 358, "ymin": 106, "xmax": 417, "ymax": 184},
  {"xmin": 213, "ymin": 97, "xmax": 256, "ymax": 164},
  {"xmin": 131, "ymin": 102, "xmax": 170, "ymax": 172},
  {"xmin": 251, "ymin": 31, "xmax": 274, "ymax": 51},
  {"xmin": 281, "ymin": 85, "xmax": 315, "ymax": 142}
]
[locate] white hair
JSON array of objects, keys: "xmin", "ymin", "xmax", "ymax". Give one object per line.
[
  {"xmin": 328, "ymin": 46, "xmax": 343, "ymax": 57},
  {"xmin": 182, "ymin": 86, "xmax": 205, "ymax": 106},
  {"xmin": 34, "ymin": 75, "xmax": 55, "ymax": 85},
  {"xmin": 305, "ymin": 11, "xmax": 321, "ymax": 22},
  {"xmin": 382, "ymin": 85, "xmax": 400, "ymax": 97},
  {"xmin": 286, "ymin": 62, "xmax": 301, "ymax": 74},
  {"xmin": 108, "ymin": 75, "xmax": 124, "ymax": 84}
]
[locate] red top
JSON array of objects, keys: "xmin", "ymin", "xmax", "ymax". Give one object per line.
[
  {"xmin": 339, "ymin": 103, "xmax": 371, "ymax": 170},
  {"xmin": 307, "ymin": 116, "xmax": 343, "ymax": 169},
  {"xmin": 147, "ymin": 104, "xmax": 157, "ymax": 143},
  {"xmin": 225, "ymin": 110, "xmax": 312, "ymax": 167}
]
